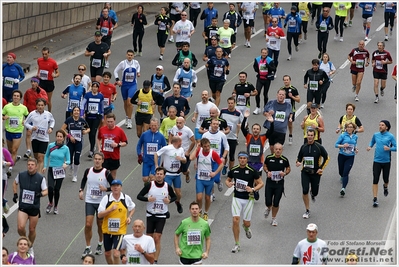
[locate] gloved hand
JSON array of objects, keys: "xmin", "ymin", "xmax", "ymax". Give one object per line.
[
  {"xmin": 14, "ymin": 79, "xmax": 19, "ymax": 84},
  {"xmin": 178, "ymin": 77, "xmax": 183, "ymax": 83},
  {"xmin": 226, "ymin": 70, "xmax": 230, "ymax": 75},
  {"xmin": 13, "ymin": 193, "xmax": 18, "ymax": 203},
  {"xmin": 35, "ymin": 192, "xmax": 43, "ymax": 198},
  {"xmin": 138, "ymin": 154, "xmax": 143, "ymax": 165},
  {"xmin": 192, "ymin": 82, "xmax": 197, "ymax": 88},
  {"xmin": 284, "ymin": 24, "xmax": 287, "ymax": 28}
]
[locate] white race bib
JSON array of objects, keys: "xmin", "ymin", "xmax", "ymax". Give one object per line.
[
  {"xmin": 198, "ymin": 169, "xmax": 211, "ymax": 180},
  {"xmin": 92, "ymin": 58, "xmax": 102, "ymax": 68},
  {"xmin": 235, "ymin": 179, "xmax": 248, "ymax": 192},
  {"xmin": 270, "ymin": 170, "xmax": 282, "ymax": 181},
  {"xmin": 249, "ymin": 144, "xmax": 261, "ymax": 156},
  {"xmin": 4, "ymin": 77, "xmax": 14, "ymax": 88},
  {"xmin": 108, "ymin": 218, "xmax": 120, "ymax": 232},
  {"xmin": 125, "ymin": 72, "xmax": 135, "ymax": 83},
  {"xmin": 52, "ymin": 167, "xmax": 65, "ymax": 179},
  {"xmin": 90, "ymin": 186, "xmax": 102, "ymax": 199},
  {"xmin": 69, "ymin": 99, "xmax": 80, "ymax": 110},
  {"xmin": 274, "ymin": 110, "xmax": 286, "ymax": 122},
  {"xmin": 237, "ymin": 95, "xmax": 246, "ymax": 106},
  {"xmin": 103, "ymin": 139, "xmax": 114, "ymax": 152},
  {"xmin": 146, "ymin": 143, "xmax": 158, "ymax": 155},
  {"xmin": 139, "ymin": 102, "xmax": 149, "ymax": 113},
  {"xmin": 70, "ymin": 130, "xmax": 82, "ymax": 141},
  {"xmin": 187, "ymin": 230, "xmax": 201, "ymax": 245},
  {"xmin": 9, "ymin": 117, "xmax": 19, "ymax": 128},
  {"xmin": 21, "ymin": 189, "xmax": 35, "ymax": 204},
  {"xmin": 309, "ymin": 81, "xmax": 318, "ymax": 91},
  {"xmin": 39, "ymin": 70, "xmax": 49, "ymax": 80}
]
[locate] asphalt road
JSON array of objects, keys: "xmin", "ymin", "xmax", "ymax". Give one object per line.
[{"xmin": 3, "ymin": 2, "xmax": 397, "ymax": 265}]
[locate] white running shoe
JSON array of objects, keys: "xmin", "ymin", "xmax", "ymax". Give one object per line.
[
  {"xmin": 334, "ymin": 34, "xmax": 339, "ymax": 41},
  {"xmin": 231, "ymin": 244, "xmax": 240, "ymax": 253},
  {"xmin": 355, "ymin": 95, "xmax": 359, "ymax": 102},
  {"xmin": 72, "ymin": 176, "xmax": 77, "ymax": 182},
  {"xmin": 287, "ymin": 55, "xmax": 292, "ymax": 61},
  {"xmin": 127, "ymin": 119, "xmax": 132, "ymax": 129},
  {"xmin": 253, "ymin": 107, "xmax": 260, "ymax": 115},
  {"xmin": 303, "ymin": 211, "xmax": 310, "ymax": 219},
  {"xmin": 340, "ymin": 37, "xmax": 343, "ymax": 42},
  {"xmin": 271, "ymin": 218, "xmax": 278, "ymax": 226}
]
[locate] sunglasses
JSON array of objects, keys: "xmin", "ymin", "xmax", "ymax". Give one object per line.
[
  {"xmin": 323, "ymin": 10, "xmax": 329, "ymax": 12},
  {"xmin": 78, "ymin": 68, "xmax": 85, "ymax": 71},
  {"xmin": 181, "ymin": 14, "xmax": 187, "ymax": 16}
]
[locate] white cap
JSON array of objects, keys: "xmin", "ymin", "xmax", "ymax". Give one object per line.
[
  {"xmin": 156, "ymin": 65, "xmax": 163, "ymax": 70},
  {"xmin": 306, "ymin": 223, "xmax": 318, "ymax": 231}
]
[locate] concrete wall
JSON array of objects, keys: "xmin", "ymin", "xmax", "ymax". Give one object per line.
[{"xmin": 2, "ymin": 2, "xmax": 134, "ymax": 52}]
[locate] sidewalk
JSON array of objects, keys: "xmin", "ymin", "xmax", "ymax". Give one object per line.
[{"xmin": 3, "ymin": 3, "xmax": 162, "ymax": 74}]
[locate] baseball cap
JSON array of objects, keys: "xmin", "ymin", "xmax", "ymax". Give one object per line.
[
  {"xmin": 156, "ymin": 65, "xmax": 163, "ymax": 70},
  {"xmin": 310, "ymin": 103, "xmax": 318, "ymax": 108},
  {"xmin": 94, "ymin": 31, "xmax": 102, "ymax": 36},
  {"xmin": 143, "ymin": 80, "xmax": 151, "ymax": 88},
  {"xmin": 306, "ymin": 223, "xmax": 318, "ymax": 231},
  {"xmin": 111, "ymin": 179, "xmax": 122, "ymax": 186}
]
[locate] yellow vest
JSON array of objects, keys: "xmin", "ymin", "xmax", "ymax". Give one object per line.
[
  {"xmin": 340, "ymin": 115, "xmax": 357, "ymax": 133},
  {"xmin": 304, "ymin": 114, "xmax": 320, "ymax": 140},
  {"xmin": 298, "ymin": 2, "xmax": 310, "ymax": 21},
  {"xmin": 102, "ymin": 199, "xmax": 128, "ymax": 235},
  {"xmin": 138, "ymin": 89, "xmax": 153, "ymax": 114}
]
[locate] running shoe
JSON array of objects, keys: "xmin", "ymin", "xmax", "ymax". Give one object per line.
[
  {"xmin": 374, "ymin": 97, "xmax": 379, "ymax": 103},
  {"xmin": 252, "ymin": 27, "xmax": 256, "ymax": 34},
  {"xmin": 168, "ymin": 37, "xmax": 174, "ymax": 43},
  {"xmin": 373, "ymin": 198, "xmax": 378, "ymax": 207},
  {"xmin": 288, "ymin": 136, "xmax": 293, "ymax": 145},
  {"xmin": 217, "ymin": 182, "xmax": 223, "ymax": 192},
  {"xmin": 211, "ymin": 193, "xmax": 216, "ymax": 202},
  {"xmin": 231, "ymin": 244, "xmax": 240, "ymax": 253},
  {"xmin": 222, "ymin": 165, "xmax": 228, "ymax": 175},
  {"xmin": 88, "ymin": 151, "xmax": 94, "ymax": 158},
  {"xmin": 303, "ymin": 211, "xmax": 310, "ymax": 219},
  {"xmin": 320, "ymin": 103, "xmax": 324, "ymax": 109},
  {"xmin": 247, "ymin": 42, "xmax": 251, "ymax": 48},
  {"xmin": 3, "ymin": 202, "xmax": 10, "ymax": 214},
  {"xmin": 355, "ymin": 95, "xmax": 359, "ymax": 102},
  {"xmin": 349, "ymin": 20, "xmax": 352, "ymax": 27},
  {"xmin": 138, "ymin": 52, "xmax": 142, "ymax": 57},
  {"xmin": 95, "ymin": 244, "xmax": 103, "ymax": 255},
  {"xmin": 380, "ymin": 88, "xmax": 385, "ymax": 96},
  {"xmin": 82, "ymin": 247, "xmax": 92, "ymax": 259},
  {"xmin": 24, "ymin": 150, "xmax": 32, "ymax": 159},
  {"xmin": 340, "ymin": 188, "xmax": 345, "ymax": 197},
  {"xmin": 159, "ymin": 55, "xmax": 163, "ymax": 60},
  {"xmin": 243, "ymin": 224, "xmax": 252, "ymax": 239},
  {"xmin": 72, "ymin": 176, "xmax": 78, "ymax": 183},
  {"xmin": 334, "ymin": 34, "xmax": 339, "ymax": 41},
  {"xmin": 203, "ymin": 213, "xmax": 208, "ymax": 221},
  {"xmin": 318, "ymin": 52, "xmax": 322, "ymax": 59},
  {"xmin": 271, "ymin": 218, "xmax": 278, "ymax": 226},
  {"xmin": 287, "ymin": 55, "xmax": 292, "ymax": 61},
  {"xmin": 53, "ymin": 207, "xmax": 59, "ymax": 214},
  {"xmin": 295, "ymin": 46, "xmax": 299, "ymax": 52},
  {"xmin": 46, "ymin": 203, "xmax": 53, "ymax": 213},
  {"xmin": 176, "ymin": 202, "xmax": 183, "ymax": 214},
  {"xmin": 6, "ymin": 169, "xmax": 11, "ymax": 178},
  {"xmin": 384, "ymin": 186, "xmax": 388, "ymax": 197},
  {"xmin": 253, "ymin": 107, "xmax": 260, "ymax": 115},
  {"xmin": 340, "ymin": 37, "xmax": 343, "ymax": 42},
  {"xmin": 127, "ymin": 119, "xmax": 133, "ymax": 129},
  {"xmin": 344, "ymin": 22, "xmax": 348, "ymax": 27},
  {"xmin": 364, "ymin": 36, "xmax": 368, "ymax": 41},
  {"xmin": 352, "ymin": 85, "xmax": 356, "ymax": 92},
  {"xmin": 105, "ymin": 62, "xmax": 109, "ymax": 69},
  {"xmin": 28, "ymin": 247, "xmax": 34, "ymax": 257},
  {"xmin": 264, "ymin": 207, "xmax": 270, "ymax": 218},
  {"xmin": 385, "ymin": 35, "xmax": 389, "ymax": 41},
  {"xmin": 311, "ymin": 194, "xmax": 316, "ymax": 203},
  {"xmin": 16, "ymin": 155, "xmax": 22, "ymax": 162},
  {"xmin": 185, "ymin": 173, "xmax": 191, "ymax": 183}
]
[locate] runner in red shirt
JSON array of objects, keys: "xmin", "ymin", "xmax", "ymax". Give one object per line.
[
  {"xmin": 348, "ymin": 40, "xmax": 370, "ymax": 102},
  {"xmin": 98, "ymin": 72, "xmax": 117, "ymax": 126},
  {"xmin": 371, "ymin": 41, "xmax": 393, "ymax": 103},
  {"xmin": 97, "ymin": 113, "xmax": 127, "ymax": 179},
  {"xmin": 36, "ymin": 47, "xmax": 60, "ymax": 112},
  {"xmin": 391, "ymin": 64, "xmax": 397, "ymax": 102}
]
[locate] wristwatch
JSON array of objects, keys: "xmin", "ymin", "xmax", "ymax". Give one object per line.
[{"xmin": 141, "ymin": 250, "xmax": 147, "ymax": 255}]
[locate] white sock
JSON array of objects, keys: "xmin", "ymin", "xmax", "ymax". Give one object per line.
[{"xmin": 73, "ymin": 164, "xmax": 79, "ymax": 177}]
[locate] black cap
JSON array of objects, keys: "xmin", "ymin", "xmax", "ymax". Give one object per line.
[
  {"xmin": 380, "ymin": 120, "xmax": 391, "ymax": 131},
  {"xmin": 291, "ymin": 6, "xmax": 297, "ymax": 11},
  {"xmin": 310, "ymin": 103, "xmax": 318, "ymax": 108},
  {"xmin": 143, "ymin": 80, "xmax": 151, "ymax": 88}
]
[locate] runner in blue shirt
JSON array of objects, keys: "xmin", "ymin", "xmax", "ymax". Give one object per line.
[{"xmin": 61, "ymin": 74, "xmax": 85, "ymax": 120}]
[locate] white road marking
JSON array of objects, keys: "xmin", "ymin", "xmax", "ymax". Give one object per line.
[{"xmin": 375, "ymin": 22, "xmax": 385, "ymax": 32}]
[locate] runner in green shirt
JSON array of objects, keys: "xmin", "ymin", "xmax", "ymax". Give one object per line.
[{"xmin": 174, "ymin": 201, "xmax": 211, "ymax": 265}]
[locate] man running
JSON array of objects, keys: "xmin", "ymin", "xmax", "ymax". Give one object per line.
[
  {"xmin": 348, "ymin": 40, "xmax": 370, "ymax": 102},
  {"xmin": 371, "ymin": 41, "xmax": 393, "ymax": 103}
]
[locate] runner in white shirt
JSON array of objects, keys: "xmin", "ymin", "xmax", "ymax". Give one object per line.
[
  {"xmin": 24, "ymin": 98, "xmax": 55, "ymax": 172},
  {"xmin": 292, "ymin": 223, "xmax": 328, "ymax": 265},
  {"xmin": 120, "ymin": 219, "xmax": 156, "ymax": 265},
  {"xmin": 191, "ymin": 90, "xmax": 218, "ymax": 142},
  {"xmin": 241, "ymin": 2, "xmax": 258, "ymax": 47},
  {"xmin": 172, "ymin": 12, "xmax": 195, "ymax": 51},
  {"xmin": 169, "ymin": 117, "xmax": 195, "ymax": 183},
  {"xmin": 154, "ymin": 136, "xmax": 186, "ymax": 214}
]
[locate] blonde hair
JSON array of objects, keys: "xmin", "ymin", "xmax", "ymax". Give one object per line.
[{"xmin": 17, "ymin": 236, "xmax": 31, "ymax": 248}]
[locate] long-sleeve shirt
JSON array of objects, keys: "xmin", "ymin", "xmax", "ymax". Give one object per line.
[
  {"xmin": 335, "ymin": 132, "xmax": 358, "ymax": 156},
  {"xmin": 136, "ymin": 130, "xmax": 167, "ymax": 162},
  {"xmin": 131, "ymin": 12, "xmax": 148, "ymax": 32},
  {"xmin": 2, "ymin": 63, "xmax": 25, "ymax": 91},
  {"xmin": 24, "ymin": 110, "xmax": 55, "ymax": 142},
  {"xmin": 368, "ymin": 131, "xmax": 397, "ymax": 163},
  {"xmin": 3, "ymin": 148, "xmax": 14, "ymax": 180},
  {"xmin": 23, "ymin": 87, "xmax": 48, "ymax": 112},
  {"xmin": 44, "ymin": 142, "xmax": 71, "ymax": 168}
]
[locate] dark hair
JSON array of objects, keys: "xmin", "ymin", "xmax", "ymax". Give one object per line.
[
  {"xmin": 311, "ymin": 59, "xmax": 319, "ymax": 65},
  {"xmin": 346, "ymin": 103, "xmax": 356, "ymax": 111},
  {"xmin": 36, "ymin": 98, "xmax": 47, "ymax": 105},
  {"xmin": 2, "ymin": 246, "xmax": 9, "ymax": 255},
  {"xmin": 102, "ymin": 71, "xmax": 112, "ymax": 78},
  {"xmin": 227, "ymin": 96, "xmax": 235, "ymax": 102},
  {"xmin": 12, "ymin": 89, "xmax": 23, "ymax": 99},
  {"xmin": 73, "ymin": 74, "xmax": 82, "ymax": 79},
  {"xmin": 189, "ymin": 201, "xmax": 200, "ymax": 209},
  {"xmin": 92, "ymin": 82, "xmax": 100, "ymax": 88},
  {"xmin": 173, "ymin": 82, "xmax": 181, "ymax": 89},
  {"xmin": 155, "ymin": 166, "xmax": 166, "ymax": 175},
  {"xmin": 252, "ymin": 123, "xmax": 261, "ymax": 130},
  {"xmin": 42, "ymin": 47, "xmax": 50, "ymax": 53},
  {"xmin": 137, "ymin": 4, "xmax": 144, "ymax": 12},
  {"xmin": 127, "ymin": 49, "xmax": 134, "ymax": 54},
  {"xmin": 82, "ymin": 254, "xmax": 95, "ymax": 264},
  {"xmin": 229, "ymin": 3, "xmax": 235, "ymax": 7},
  {"xmin": 283, "ymin": 74, "xmax": 291, "ymax": 80},
  {"xmin": 307, "ymin": 128, "xmax": 316, "ymax": 135},
  {"xmin": 56, "ymin": 129, "xmax": 66, "ymax": 138},
  {"xmin": 200, "ymin": 138, "xmax": 210, "ymax": 146},
  {"xmin": 239, "ymin": 71, "xmax": 247, "ymax": 77}
]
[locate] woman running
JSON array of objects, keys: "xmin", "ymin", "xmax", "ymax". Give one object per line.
[
  {"xmin": 42, "ymin": 130, "xmax": 70, "ymax": 215},
  {"xmin": 60, "ymin": 107, "xmax": 90, "ymax": 182},
  {"xmin": 81, "ymin": 82, "xmax": 104, "ymax": 158}
]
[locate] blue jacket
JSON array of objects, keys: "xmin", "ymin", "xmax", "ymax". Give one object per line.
[
  {"xmin": 2, "ymin": 63, "xmax": 25, "ymax": 91},
  {"xmin": 368, "ymin": 131, "xmax": 397, "ymax": 163},
  {"xmin": 284, "ymin": 13, "xmax": 302, "ymax": 33},
  {"xmin": 201, "ymin": 7, "xmax": 218, "ymax": 29},
  {"xmin": 44, "ymin": 142, "xmax": 71, "ymax": 168},
  {"xmin": 335, "ymin": 132, "xmax": 358, "ymax": 156},
  {"xmin": 359, "ymin": 2, "xmax": 376, "ymax": 15},
  {"xmin": 136, "ymin": 130, "xmax": 167, "ymax": 162}
]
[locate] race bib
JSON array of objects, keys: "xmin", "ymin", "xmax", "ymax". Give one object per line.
[
  {"xmin": 159, "ymin": 22, "xmax": 166, "ymax": 31},
  {"xmin": 199, "ymin": 115, "xmax": 207, "ymax": 123},
  {"xmin": 339, "ymin": 4, "xmax": 345, "ymax": 10},
  {"xmin": 152, "ymin": 202, "xmax": 164, "ymax": 213},
  {"xmin": 88, "ymin": 103, "xmax": 99, "ymax": 114},
  {"xmin": 274, "ymin": 110, "xmax": 286, "ymax": 122},
  {"xmin": 37, "ymin": 127, "xmax": 46, "ymax": 137},
  {"xmin": 237, "ymin": 95, "xmax": 246, "ymax": 106},
  {"xmin": 21, "ymin": 189, "xmax": 35, "ymax": 204},
  {"xmin": 170, "ymin": 160, "xmax": 180, "ymax": 171},
  {"xmin": 101, "ymin": 27, "xmax": 109, "ymax": 36},
  {"xmin": 181, "ymin": 78, "xmax": 190, "ymax": 88},
  {"xmin": 198, "ymin": 169, "xmax": 211, "ymax": 180},
  {"xmin": 108, "ymin": 218, "xmax": 120, "ymax": 232},
  {"xmin": 103, "ymin": 98, "xmax": 110, "ymax": 108},
  {"xmin": 365, "ymin": 4, "xmax": 372, "ymax": 11},
  {"xmin": 249, "ymin": 144, "xmax": 261, "ymax": 156},
  {"xmin": 139, "ymin": 102, "xmax": 149, "ymax": 113},
  {"xmin": 343, "ymin": 144, "xmax": 355, "ymax": 154},
  {"xmin": 90, "ymin": 186, "xmax": 102, "ymax": 199},
  {"xmin": 181, "ymin": 30, "xmax": 189, "ymax": 35},
  {"xmin": 299, "ymin": 10, "xmax": 306, "ymax": 17},
  {"xmin": 4, "ymin": 77, "xmax": 14, "ymax": 88},
  {"xmin": 9, "ymin": 117, "xmax": 19, "ymax": 128},
  {"xmin": 146, "ymin": 143, "xmax": 158, "ymax": 155},
  {"xmin": 153, "ymin": 82, "xmax": 162, "ymax": 92},
  {"xmin": 356, "ymin": 59, "xmax": 365, "ymax": 68},
  {"xmin": 214, "ymin": 66, "xmax": 223, "ymax": 77},
  {"xmin": 309, "ymin": 81, "xmax": 318, "ymax": 90},
  {"xmin": 288, "ymin": 19, "xmax": 296, "ymax": 27},
  {"xmin": 270, "ymin": 170, "xmax": 282, "ymax": 181},
  {"xmin": 103, "ymin": 139, "xmax": 114, "ymax": 152},
  {"xmin": 127, "ymin": 252, "xmax": 141, "ymax": 264},
  {"xmin": 303, "ymin": 156, "xmax": 314, "ymax": 168},
  {"xmin": 235, "ymin": 179, "xmax": 248, "ymax": 192},
  {"xmin": 92, "ymin": 58, "xmax": 102, "ymax": 68},
  {"xmin": 70, "ymin": 130, "xmax": 82, "ymax": 141},
  {"xmin": 187, "ymin": 230, "xmax": 201, "ymax": 245},
  {"xmin": 319, "ymin": 21, "xmax": 327, "ymax": 32},
  {"xmin": 52, "ymin": 167, "xmax": 65, "ymax": 179},
  {"xmin": 375, "ymin": 60, "xmax": 383, "ymax": 70},
  {"xmin": 210, "ymin": 142, "xmax": 219, "ymax": 150},
  {"xmin": 125, "ymin": 72, "xmax": 135, "ymax": 83},
  {"xmin": 222, "ymin": 37, "xmax": 229, "ymax": 45},
  {"xmin": 69, "ymin": 99, "xmax": 80, "ymax": 110},
  {"xmin": 39, "ymin": 70, "xmax": 49, "ymax": 80}
]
